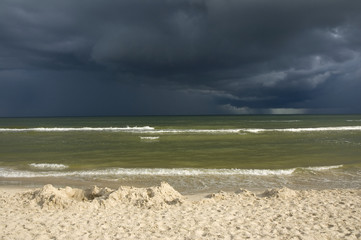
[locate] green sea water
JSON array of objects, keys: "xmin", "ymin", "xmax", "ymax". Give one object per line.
[{"xmin": 0, "ymin": 115, "xmax": 360, "ymax": 193}]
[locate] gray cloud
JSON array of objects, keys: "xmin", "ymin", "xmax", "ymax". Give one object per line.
[{"xmin": 1, "ymin": 0, "xmax": 361, "ymax": 116}]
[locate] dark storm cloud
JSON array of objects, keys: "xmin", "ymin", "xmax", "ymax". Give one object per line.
[{"xmin": 1, "ymin": 0, "xmax": 361, "ymax": 116}]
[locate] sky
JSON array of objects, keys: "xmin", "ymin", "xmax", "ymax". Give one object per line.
[{"xmin": 1, "ymin": 0, "xmax": 361, "ymax": 117}]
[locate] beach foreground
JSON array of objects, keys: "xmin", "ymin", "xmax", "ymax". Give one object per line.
[{"xmin": 0, "ymin": 183, "xmax": 360, "ymax": 240}]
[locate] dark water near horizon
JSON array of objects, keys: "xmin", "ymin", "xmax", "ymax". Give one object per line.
[{"xmin": 0, "ymin": 115, "xmax": 360, "ymax": 193}]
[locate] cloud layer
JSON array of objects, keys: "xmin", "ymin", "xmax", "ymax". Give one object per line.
[{"xmin": 1, "ymin": 0, "xmax": 361, "ymax": 116}]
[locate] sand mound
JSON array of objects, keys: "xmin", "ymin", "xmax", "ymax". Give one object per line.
[
  {"xmin": 107, "ymin": 182, "xmax": 183, "ymax": 207},
  {"xmin": 3, "ymin": 187, "xmax": 361, "ymax": 239},
  {"xmin": 24, "ymin": 182, "xmax": 183, "ymax": 209},
  {"xmin": 260, "ymin": 187, "xmax": 298, "ymax": 199},
  {"xmin": 23, "ymin": 184, "xmax": 86, "ymax": 209}
]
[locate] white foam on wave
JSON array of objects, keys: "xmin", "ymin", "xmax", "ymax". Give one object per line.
[
  {"xmin": 145, "ymin": 129, "xmax": 243, "ymax": 134},
  {"xmin": 249, "ymin": 120, "xmax": 301, "ymax": 123},
  {"xmin": 0, "ymin": 126, "xmax": 154, "ymax": 132},
  {"xmin": 1, "ymin": 126, "xmax": 361, "ymax": 134},
  {"xmin": 241, "ymin": 126, "xmax": 361, "ymax": 133},
  {"xmin": 0, "ymin": 127, "xmax": 245, "ymax": 135},
  {"xmin": 29, "ymin": 163, "xmax": 69, "ymax": 170},
  {"xmin": 0, "ymin": 165, "xmax": 345, "ymax": 178},
  {"xmin": 96, "ymin": 168, "xmax": 296, "ymax": 176},
  {"xmin": 140, "ymin": 136, "xmax": 160, "ymax": 140},
  {"xmin": 304, "ymin": 165, "xmax": 343, "ymax": 171},
  {"xmin": 0, "ymin": 127, "xmax": 242, "ymax": 134},
  {"xmin": 0, "ymin": 167, "xmax": 295, "ymax": 178}
]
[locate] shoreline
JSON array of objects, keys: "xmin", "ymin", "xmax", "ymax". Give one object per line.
[
  {"xmin": 2, "ymin": 162, "xmax": 361, "ymax": 195},
  {"xmin": 1, "ymin": 183, "xmax": 360, "ymax": 239}
]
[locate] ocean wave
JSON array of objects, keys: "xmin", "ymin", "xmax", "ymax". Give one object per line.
[
  {"xmin": 140, "ymin": 136, "xmax": 160, "ymax": 140},
  {"xmin": 133, "ymin": 126, "xmax": 361, "ymax": 134},
  {"xmin": 0, "ymin": 126, "xmax": 154, "ymax": 132},
  {"xmin": 1, "ymin": 126, "xmax": 361, "ymax": 134},
  {"xmin": 29, "ymin": 163, "xmax": 69, "ymax": 170},
  {"xmin": 146, "ymin": 129, "xmax": 243, "ymax": 134},
  {"xmin": 248, "ymin": 120, "xmax": 301, "ymax": 123},
  {"xmin": 241, "ymin": 126, "xmax": 361, "ymax": 133},
  {"xmin": 303, "ymin": 165, "xmax": 343, "ymax": 171},
  {"xmin": 0, "ymin": 165, "xmax": 343, "ymax": 178},
  {"xmin": 0, "ymin": 168, "xmax": 294, "ymax": 178}
]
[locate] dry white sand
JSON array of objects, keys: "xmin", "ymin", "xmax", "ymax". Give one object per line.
[{"xmin": 0, "ymin": 182, "xmax": 360, "ymax": 240}]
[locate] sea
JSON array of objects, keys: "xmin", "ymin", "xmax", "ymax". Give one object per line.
[{"xmin": 0, "ymin": 115, "xmax": 360, "ymax": 194}]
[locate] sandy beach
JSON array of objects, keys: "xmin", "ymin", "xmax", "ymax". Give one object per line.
[{"xmin": 0, "ymin": 183, "xmax": 360, "ymax": 240}]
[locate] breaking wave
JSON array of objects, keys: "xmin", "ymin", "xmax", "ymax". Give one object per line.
[
  {"xmin": 303, "ymin": 165, "xmax": 343, "ymax": 171},
  {"xmin": 0, "ymin": 165, "xmax": 343, "ymax": 178},
  {"xmin": 240, "ymin": 126, "xmax": 361, "ymax": 133},
  {"xmin": 29, "ymin": 163, "xmax": 69, "ymax": 170},
  {"xmin": 140, "ymin": 136, "xmax": 160, "ymax": 140},
  {"xmin": 1, "ymin": 126, "xmax": 361, "ymax": 134},
  {"xmin": 146, "ymin": 126, "xmax": 361, "ymax": 134},
  {"xmin": 248, "ymin": 120, "xmax": 301, "ymax": 123},
  {"xmin": 0, "ymin": 126, "xmax": 154, "ymax": 132}
]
